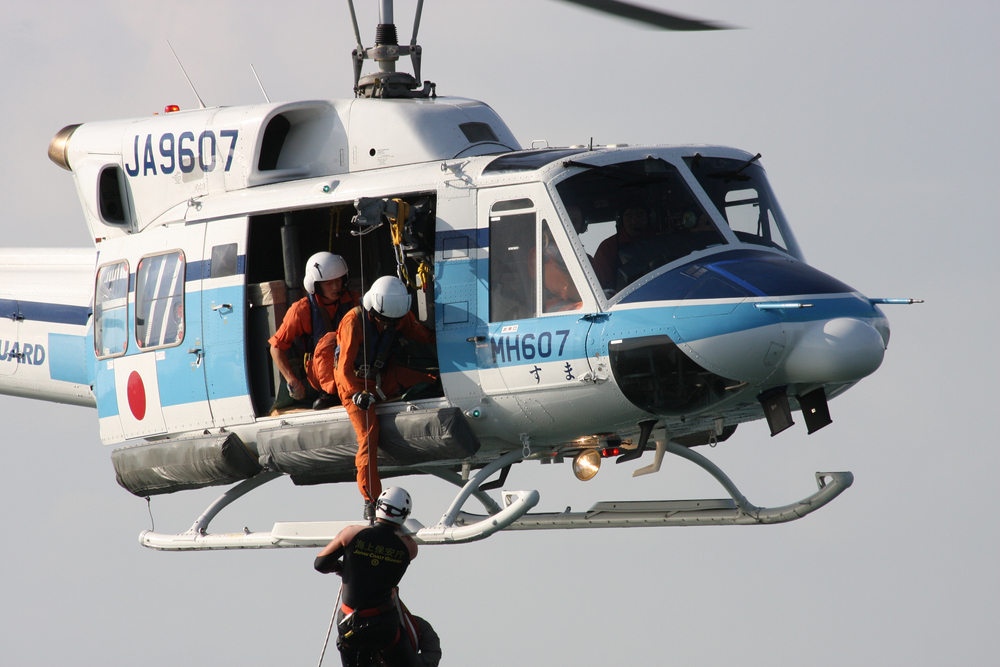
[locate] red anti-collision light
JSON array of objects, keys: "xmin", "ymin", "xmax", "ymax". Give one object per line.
[
  {"xmin": 165, "ymin": 105, "xmax": 180, "ymax": 113},
  {"xmin": 601, "ymin": 447, "xmax": 621, "ymax": 457}
]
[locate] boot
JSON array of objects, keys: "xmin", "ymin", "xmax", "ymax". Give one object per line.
[{"xmin": 312, "ymin": 393, "xmax": 338, "ymax": 410}]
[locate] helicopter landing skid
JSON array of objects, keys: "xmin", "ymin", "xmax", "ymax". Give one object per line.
[
  {"xmin": 139, "ymin": 449, "xmax": 541, "ymax": 551},
  {"xmin": 474, "ymin": 439, "xmax": 853, "ymax": 530},
  {"xmin": 138, "ymin": 441, "xmax": 850, "ymax": 550}
]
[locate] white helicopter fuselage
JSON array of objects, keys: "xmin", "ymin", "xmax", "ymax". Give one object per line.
[{"xmin": 0, "ymin": 94, "xmax": 890, "ymax": 500}]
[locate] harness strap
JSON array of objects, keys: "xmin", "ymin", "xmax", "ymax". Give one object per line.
[
  {"xmin": 353, "ymin": 309, "xmax": 401, "ymax": 385},
  {"xmin": 340, "ymin": 599, "xmax": 396, "ymax": 618}
]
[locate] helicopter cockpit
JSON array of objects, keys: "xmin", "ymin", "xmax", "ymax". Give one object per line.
[{"xmin": 552, "ymin": 152, "xmax": 803, "ymax": 299}]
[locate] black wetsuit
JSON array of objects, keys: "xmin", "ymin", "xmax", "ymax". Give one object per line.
[{"xmin": 316, "ymin": 523, "xmax": 418, "ymax": 667}]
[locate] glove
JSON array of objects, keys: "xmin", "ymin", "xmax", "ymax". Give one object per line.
[
  {"xmin": 352, "ymin": 391, "xmax": 375, "ymax": 410},
  {"xmin": 288, "ymin": 378, "xmax": 306, "ymax": 401}
]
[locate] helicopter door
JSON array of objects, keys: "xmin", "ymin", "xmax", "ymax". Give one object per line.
[
  {"xmin": 0, "ymin": 298, "xmax": 18, "ymax": 375},
  {"xmin": 434, "ymin": 205, "xmax": 488, "ymax": 405},
  {"xmin": 93, "ymin": 226, "xmax": 216, "ymax": 444},
  {"xmin": 201, "ymin": 217, "xmax": 255, "ymax": 427},
  {"xmin": 477, "ymin": 187, "xmax": 596, "ymax": 413}
]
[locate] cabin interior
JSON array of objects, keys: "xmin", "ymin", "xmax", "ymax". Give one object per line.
[{"xmin": 244, "ymin": 193, "xmax": 441, "ymax": 417}]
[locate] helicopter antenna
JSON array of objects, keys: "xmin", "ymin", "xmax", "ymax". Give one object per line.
[
  {"xmin": 166, "ymin": 40, "xmax": 207, "ymax": 110},
  {"xmin": 346, "ymin": 0, "xmax": 365, "ymax": 53},
  {"xmin": 410, "ymin": 0, "xmax": 424, "ymax": 46},
  {"xmin": 250, "ymin": 63, "xmax": 271, "ymax": 103}
]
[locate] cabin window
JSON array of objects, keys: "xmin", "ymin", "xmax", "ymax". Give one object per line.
[
  {"xmin": 135, "ymin": 251, "xmax": 185, "ymax": 350},
  {"xmin": 540, "ymin": 220, "xmax": 582, "ymax": 313},
  {"xmin": 210, "ymin": 243, "xmax": 238, "ymax": 278},
  {"xmin": 489, "ymin": 210, "xmax": 537, "ymax": 322},
  {"xmin": 492, "ymin": 198, "xmax": 534, "ymax": 212},
  {"xmin": 94, "ymin": 261, "xmax": 129, "ymax": 358}
]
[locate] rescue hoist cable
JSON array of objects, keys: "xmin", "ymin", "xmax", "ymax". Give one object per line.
[{"xmin": 357, "ymin": 209, "xmax": 374, "ymax": 508}]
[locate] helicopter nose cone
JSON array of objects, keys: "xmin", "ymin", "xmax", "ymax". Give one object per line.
[{"xmin": 784, "ymin": 317, "xmax": 885, "ymax": 384}]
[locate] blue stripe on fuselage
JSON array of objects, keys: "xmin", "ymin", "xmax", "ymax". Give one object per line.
[{"xmin": 17, "ymin": 301, "xmax": 91, "ymax": 326}]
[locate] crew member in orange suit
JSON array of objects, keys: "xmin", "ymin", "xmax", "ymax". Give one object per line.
[
  {"xmin": 268, "ymin": 252, "xmax": 359, "ymax": 409},
  {"xmin": 312, "ymin": 276, "xmax": 435, "ymax": 520}
]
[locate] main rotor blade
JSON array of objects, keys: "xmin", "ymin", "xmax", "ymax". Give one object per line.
[{"xmin": 556, "ymin": 0, "xmax": 731, "ymax": 31}]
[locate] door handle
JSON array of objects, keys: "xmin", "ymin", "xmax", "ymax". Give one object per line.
[
  {"xmin": 211, "ymin": 303, "xmax": 233, "ymax": 312},
  {"xmin": 188, "ymin": 347, "xmax": 203, "ymax": 367}
]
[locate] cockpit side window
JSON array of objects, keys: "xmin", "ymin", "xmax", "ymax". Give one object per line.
[
  {"xmin": 684, "ymin": 155, "xmax": 802, "ymax": 259},
  {"xmin": 556, "ymin": 158, "xmax": 726, "ymax": 296},
  {"xmin": 541, "ymin": 220, "xmax": 582, "ymax": 313},
  {"xmin": 489, "ymin": 209, "xmax": 537, "ymax": 322}
]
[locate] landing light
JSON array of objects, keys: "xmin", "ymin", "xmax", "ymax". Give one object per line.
[{"xmin": 572, "ymin": 449, "xmax": 601, "ymax": 481}]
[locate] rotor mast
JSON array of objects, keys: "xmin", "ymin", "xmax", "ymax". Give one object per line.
[{"xmin": 348, "ymin": 0, "xmax": 435, "ymax": 99}]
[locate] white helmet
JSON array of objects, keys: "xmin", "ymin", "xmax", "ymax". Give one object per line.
[
  {"xmin": 375, "ymin": 487, "xmax": 412, "ymax": 525},
  {"xmin": 363, "ymin": 276, "xmax": 411, "ymax": 320},
  {"xmin": 303, "ymin": 252, "xmax": 349, "ymax": 295}
]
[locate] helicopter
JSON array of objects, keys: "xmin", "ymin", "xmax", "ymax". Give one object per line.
[{"xmin": 0, "ymin": 0, "xmax": 921, "ymax": 551}]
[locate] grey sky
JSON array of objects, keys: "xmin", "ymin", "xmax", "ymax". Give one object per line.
[{"xmin": 1, "ymin": 1, "xmax": 998, "ymax": 665}]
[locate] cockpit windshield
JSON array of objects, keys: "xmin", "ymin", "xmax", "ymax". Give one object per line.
[
  {"xmin": 555, "ymin": 157, "xmax": 727, "ymax": 297},
  {"xmin": 684, "ymin": 154, "xmax": 802, "ymax": 260}
]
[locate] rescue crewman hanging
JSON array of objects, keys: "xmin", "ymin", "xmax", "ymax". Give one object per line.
[
  {"xmin": 312, "ymin": 276, "xmax": 436, "ymax": 519},
  {"xmin": 314, "ymin": 487, "xmax": 421, "ymax": 667},
  {"xmin": 268, "ymin": 252, "xmax": 360, "ymax": 411}
]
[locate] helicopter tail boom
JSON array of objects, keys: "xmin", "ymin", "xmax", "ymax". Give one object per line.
[{"xmin": 0, "ymin": 247, "xmax": 95, "ymax": 407}]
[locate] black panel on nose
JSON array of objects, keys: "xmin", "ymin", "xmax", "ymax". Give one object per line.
[{"xmin": 608, "ymin": 335, "xmax": 743, "ymax": 417}]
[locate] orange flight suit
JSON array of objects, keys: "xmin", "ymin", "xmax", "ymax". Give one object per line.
[
  {"xmin": 268, "ymin": 290, "xmax": 360, "ymax": 391},
  {"xmin": 313, "ymin": 307, "xmax": 435, "ymax": 502}
]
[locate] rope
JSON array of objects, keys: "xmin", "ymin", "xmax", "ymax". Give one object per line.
[
  {"xmin": 358, "ymin": 213, "xmax": 373, "ymax": 506},
  {"xmin": 316, "ymin": 583, "xmax": 343, "ymax": 667}
]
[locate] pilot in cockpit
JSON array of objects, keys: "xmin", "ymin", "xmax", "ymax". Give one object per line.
[{"xmin": 592, "ymin": 206, "xmax": 650, "ymax": 290}]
